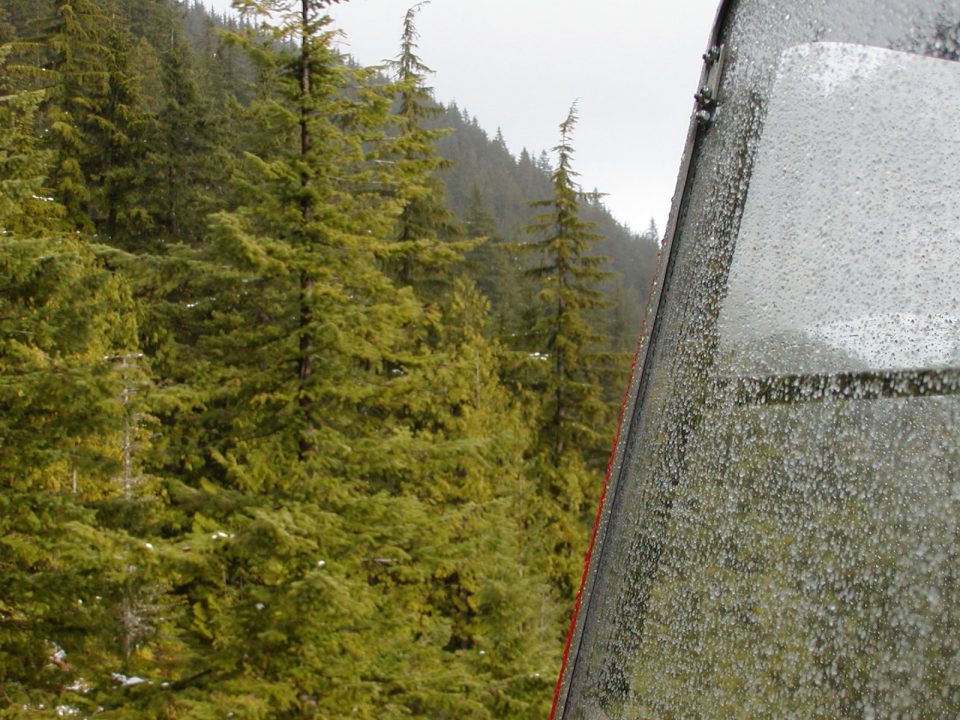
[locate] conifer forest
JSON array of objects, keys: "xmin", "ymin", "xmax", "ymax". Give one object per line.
[{"xmin": 0, "ymin": 0, "xmax": 660, "ymax": 716}]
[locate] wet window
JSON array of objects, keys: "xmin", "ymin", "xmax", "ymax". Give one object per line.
[
  {"xmin": 558, "ymin": 10, "xmax": 960, "ymax": 720},
  {"xmin": 720, "ymin": 43, "xmax": 960, "ymax": 378}
]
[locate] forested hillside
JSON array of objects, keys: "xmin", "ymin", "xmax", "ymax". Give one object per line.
[
  {"xmin": 435, "ymin": 105, "xmax": 660, "ymax": 349},
  {"xmin": 0, "ymin": 0, "xmax": 659, "ymax": 717}
]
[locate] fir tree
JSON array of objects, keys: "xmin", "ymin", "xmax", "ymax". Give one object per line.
[
  {"xmin": 41, "ymin": 0, "xmax": 149, "ymax": 241},
  {"xmin": 90, "ymin": 21, "xmax": 151, "ymax": 244},
  {"xmin": 146, "ymin": 2, "xmax": 442, "ymax": 714},
  {"xmin": 0, "ymin": 46, "xmax": 63, "ymax": 235},
  {"xmin": 522, "ymin": 103, "xmax": 616, "ymax": 598},
  {"xmin": 384, "ymin": 2, "xmax": 467, "ymax": 294},
  {"xmin": 0, "ymin": 3, "xmax": 654, "ymax": 715},
  {"xmin": 525, "ymin": 102, "xmax": 614, "ymax": 464}
]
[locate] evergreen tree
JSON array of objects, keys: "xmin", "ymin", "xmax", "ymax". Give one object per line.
[
  {"xmin": 0, "ymin": 46, "xmax": 63, "ymax": 235},
  {"xmin": 525, "ymin": 103, "xmax": 614, "ymax": 465},
  {"xmin": 426, "ymin": 281, "xmax": 558, "ymax": 718},
  {"xmin": 0, "ymin": 9, "xmax": 13, "ymax": 43},
  {"xmin": 41, "ymin": 0, "xmax": 149, "ymax": 241},
  {"xmin": 143, "ymin": 2, "xmax": 444, "ymax": 715},
  {"xmin": 141, "ymin": 21, "xmax": 226, "ymax": 245},
  {"xmin": 0, "ymin": 64, "xmax": 164, "ymax": 715},
  {"xmin": 0, "ymin": 3, "xmax": 655, "ymax": 715},
  {"xmin": 343, "ymin": 278, "xmax": 559, "ymax": 718},
  {"xmin": 384, "ymin": 2, "xmax": 467, "ymax": 294},
  {"xmin": 90, "ymin": 21, "xmax": 151, "ymax": 244},
  {"xmin": 522, "ymin": 103, "xmax": 616, "ymax": 598},
  {"xmin": 204, "ymin": 0, "xmax": 406, "ymax": 464},
  {"xmin": 461, "ymin": 184, "xmax": 534, "ymax": 339},
  {"xmin": 43, "ymin": 0, "xmax": 110, "ymax": 230},
  {"xmin": 433, "ymin": 102, "xmax": 659, "ymax": 357}
]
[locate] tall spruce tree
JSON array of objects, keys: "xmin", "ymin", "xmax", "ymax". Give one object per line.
[
  {"xmin": 90, "ymin": 22, "xmax": 151, "ymax": 245},
  {"xmin": 292, "ymin": 10, "xmax": 561, "ymax": 714},
  {"xmin": 41, "ymin": 0, "xmax": 149, "ymax": 242},
  {"xmin": 525, "ymin": 104, "xmax": 613, "ymax": 464},
  {"xmin": 523, "ymin": 103, "xmax": 616, "ymax": 598},
  {"xmin": 142, "ymin": 2, "xmax": 457, "ymax": 715},
  {"xmin": 385, "ymin": 2, "xmax": 467, "ymax": 294}
]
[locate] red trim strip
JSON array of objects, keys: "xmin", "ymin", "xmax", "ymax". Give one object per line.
[{"xmin": 548, "ymin": 253, "xmax": 662, "ymax": 719}]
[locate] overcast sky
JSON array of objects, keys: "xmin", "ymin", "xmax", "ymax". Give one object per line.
[{"xmin": 204, "ymin": 0, "xmax": 721, "ymax": 236}]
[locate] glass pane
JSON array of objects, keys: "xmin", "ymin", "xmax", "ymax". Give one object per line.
[
  {"xmin": 719, "ymin": 43, "xmax": 960, "ymax": 377},
  {"xmin": 558, "ymin": 6, "xmax": 960, "ymax": 718},
  {"xmin": 624, "ymin": 394, "xmax": 960, "ymax": 718}
]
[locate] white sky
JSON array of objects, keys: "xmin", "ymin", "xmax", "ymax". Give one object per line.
[{"xmin": 204, "ymin": 0, "xmax": 721, "ymax": 235}]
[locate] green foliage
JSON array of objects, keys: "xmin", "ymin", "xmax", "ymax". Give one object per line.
[
  {"xmin": 140, "ymin": 28, "xmax": 226, "ymax": 244},
  {"xmin": 44, "ymin": 0, "xmax": 111, "ymax": 230},
  {"xmin": 517, "ymin": 104, "xmax": 620, "ymax": 598},
  {"xmin": 0, "ymin": 233, "xmax": 164, "ymax": 716},
  {"xmin": 383, "ymin": 3, "xmax": 470, "ymax": 295},
  {"xmin": 0, "ymin": 2, "xmax": 635, "ymax": 717},
  {"xmin": 524, "ymin": 104, "xmax": 615, "ymax": 461},
  {"xmin": 434, "ymin": 104, "xmax": 661, "ymax": 353},
  {"xmin": 0, "ymin": 49, "xmax": 64, "ymax": 234},
  {"xmin": 460, "ymin": 185, "xmax": 536, "ymax": 338}
]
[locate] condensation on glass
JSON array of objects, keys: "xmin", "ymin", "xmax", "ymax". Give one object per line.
[{"xmin": 555, "ymin": 2, "xmax": 960, "ymax": 719}]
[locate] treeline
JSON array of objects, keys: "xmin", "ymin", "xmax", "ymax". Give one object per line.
[{"xmin": 0, "ymin": 0, "xmax": 658, "ymax": 717}]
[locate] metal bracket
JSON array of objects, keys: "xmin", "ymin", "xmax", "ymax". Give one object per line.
[{"xmin": 695, "ymin": 43, "xmax": 727, "ymax": 128}]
